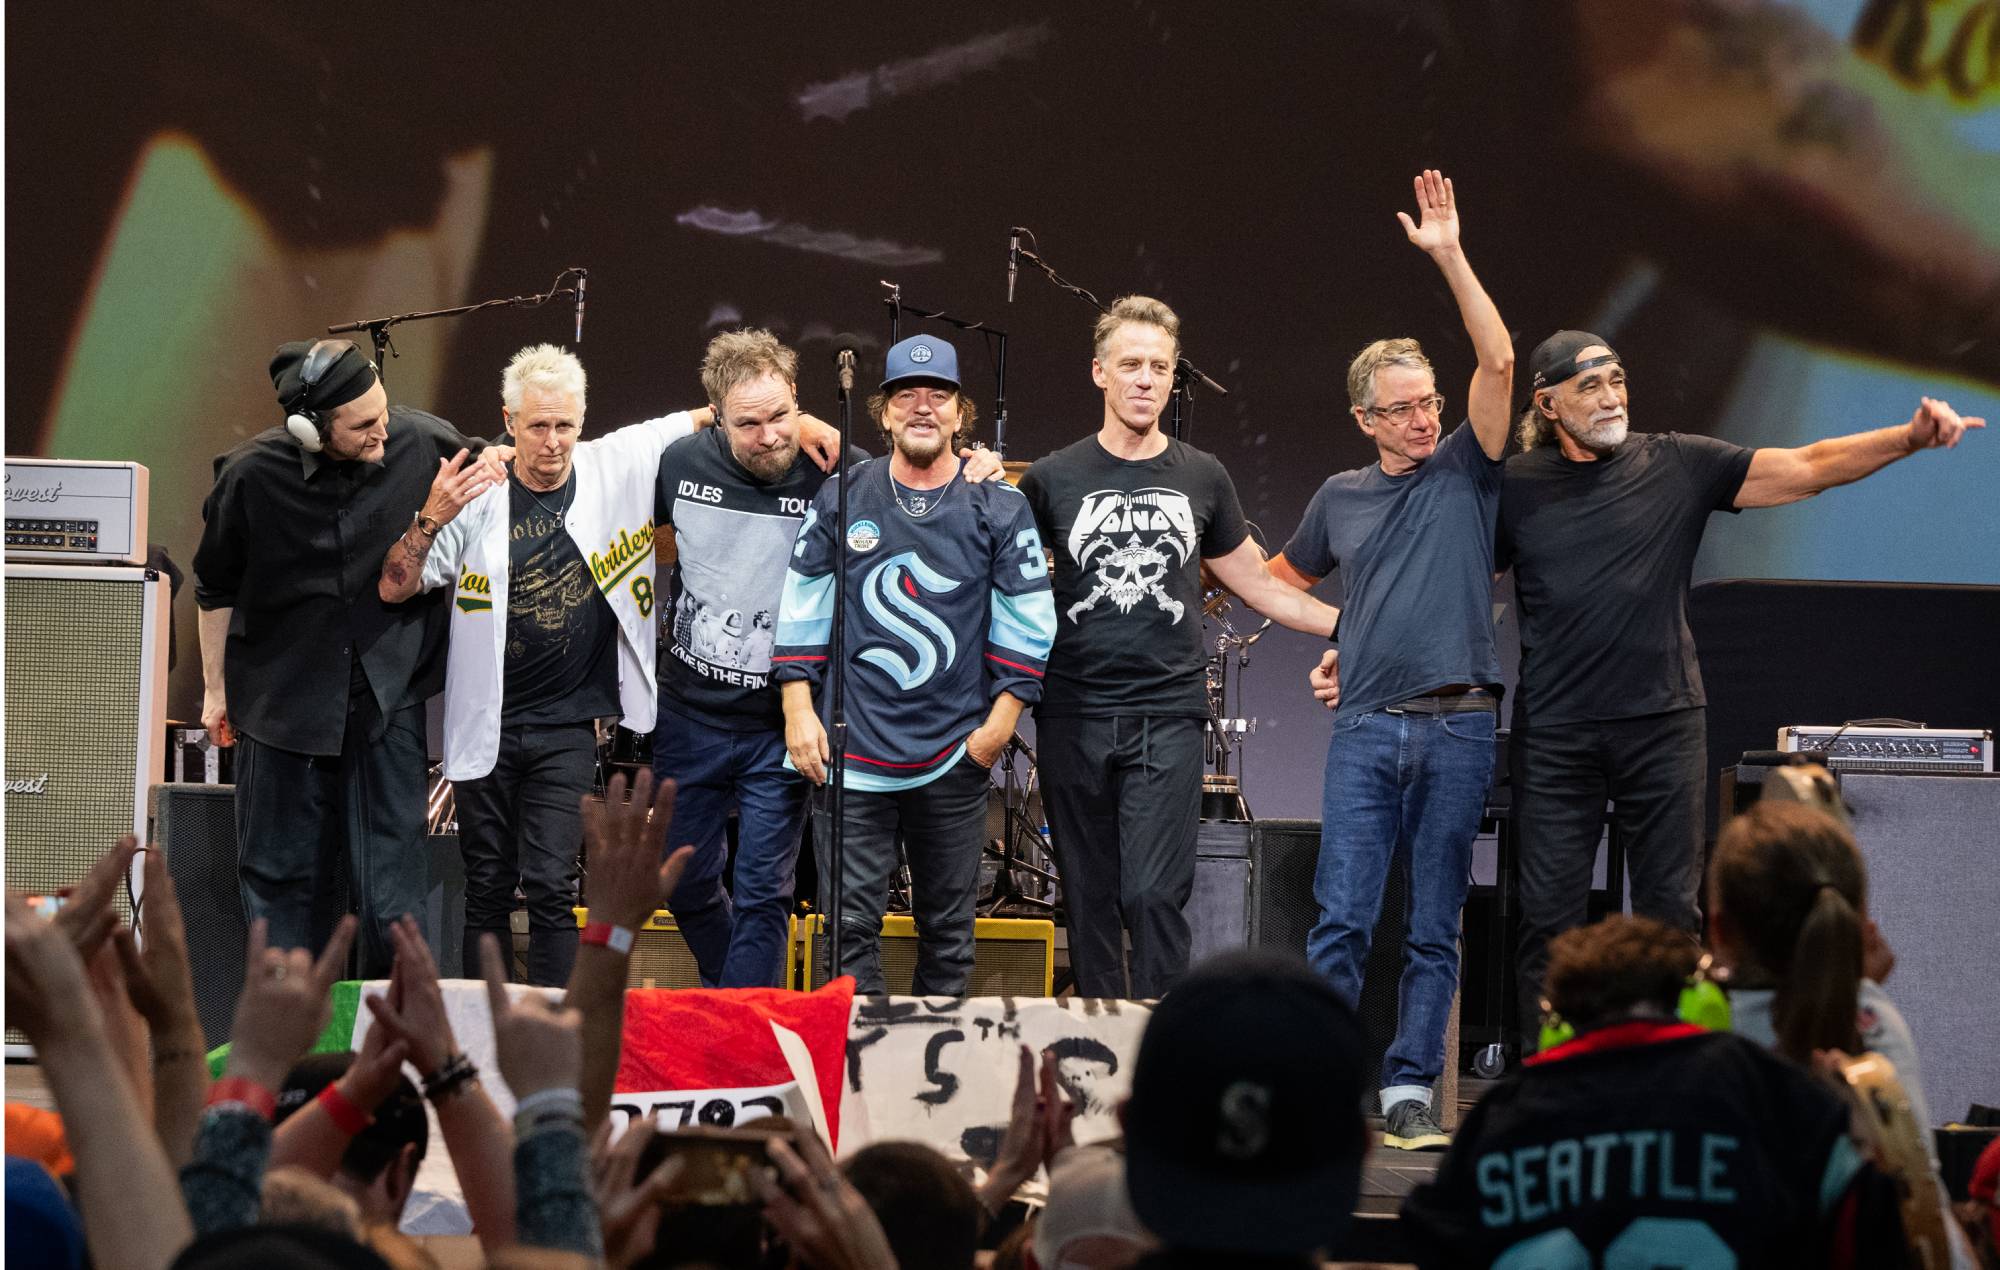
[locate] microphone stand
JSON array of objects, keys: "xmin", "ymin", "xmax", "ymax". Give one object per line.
[
  {"xmin": 327, "ymin": 267, "xmax": 588, "ymax": 382},
  {"xmin": 880, "ymin": 281, "xmax": 1012, "ymax": 457},
  {"xmin": 1011, "ymin": 231, "xmax": 1230, "ymax": 442},
  {"xmin": 827, "ymin": 349, "xmax": 857, "ymax": 978}
]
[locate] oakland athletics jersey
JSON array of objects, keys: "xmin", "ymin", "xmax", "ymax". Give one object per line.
[{"xmin": 771, "ymin": 458, "xmax": 1056, "ymax": 791}]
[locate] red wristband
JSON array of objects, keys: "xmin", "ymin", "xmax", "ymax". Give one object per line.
[
  {"xmin": 317, "ymin": 1082, "xmax": 374, "ymax": 1136},
  {"xmin": 580, "ymin": 921, "xmax": 635, "ymax": 954},
  {"xmin": 206, "ymin": 1076, "xmax": 278, "ymax": 1121}
]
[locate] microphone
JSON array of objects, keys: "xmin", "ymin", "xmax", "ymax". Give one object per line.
[
  {"xmin": 836, "ymin": 347, "xmax": 857, "ymax": 396},
  {"xmin": 573, "ymin": 270, "xmax": 587, "ymax": 344},
  {"xmin": 1007, "ymin": 229, "xmax": 1020, "ymax": 303}
]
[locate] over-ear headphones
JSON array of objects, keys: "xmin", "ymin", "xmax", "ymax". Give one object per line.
[
  {"xmin": 283, "ymin": 339, "xmax": 358, "ymax": 453},
  {"xmin": 1537, "ymin": 951, "xmax": 1733, "ymax": 1053}
]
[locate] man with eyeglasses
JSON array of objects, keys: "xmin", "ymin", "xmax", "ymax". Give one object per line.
[
  {"xmin": 1271, "ymin": 171, "xmax": 1513, "ymax": 1151},
  {"xmin": 1497, "ymin": 334, "xmax": 1983, "ymax": 1055}
]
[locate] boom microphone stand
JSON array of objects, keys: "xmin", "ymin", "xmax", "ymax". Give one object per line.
[
  {"xmin": 1008, "ymin": 229, "xmax": 1229, "ymax": 441},
  {"xmin": 880, "ymin": 281, "xmax": 1012, "ymax": 457},
  {"xmin": 827, "ymin": 349, "xmax": 857, "ymax": 977},
  {"xmin": 327, "ymin": 267, "xmax": 588, "ymax": 381}
]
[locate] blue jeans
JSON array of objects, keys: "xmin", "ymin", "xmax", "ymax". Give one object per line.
[
  {"xmin": 1307, "ymin": 705, "xmax": 1494, "ymax": 1101},
  {"xmin": 653, "ymin": 701, "xmax": 810, "ymax": 988}
]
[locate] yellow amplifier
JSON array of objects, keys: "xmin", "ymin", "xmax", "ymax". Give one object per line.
[
  {"xmin": 571, "ymin": 908, "xmax": 805, "ymax": 991},
  {"xmin": 797, "ymin": 914, "xmax": 1055, "ymax": 996}
]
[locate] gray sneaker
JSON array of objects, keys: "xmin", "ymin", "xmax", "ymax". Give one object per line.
[{"xmin": 1382, "ymin": 1098, "xmax": 1450, "ymax": 1150}]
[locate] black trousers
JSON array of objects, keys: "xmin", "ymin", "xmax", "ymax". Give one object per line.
[
  {"xmin": 1038, "ymin": 715, "xmax": 1203, "ymax": 999},
  {"xmin": 1510, "ymin": 707, "xmax": 1707, "ymax": 1045},
  {"xmin": 816, "ymin": 756, "xmax": 989, "ymax": 997},
  {"xmin": 454, "ymin": 721, "xmax": 596, "ymax": 987},
  {"xmin": 235, "ymin": 694, "xmax": 428, "ymax": 979}
]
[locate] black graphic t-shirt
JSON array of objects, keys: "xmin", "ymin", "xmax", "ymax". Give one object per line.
[
  {"xmin": 654, "ymin": 426, "xmax": 868, "ymax": 732},
  {"xmin": 1018, "ymin": 435, "xmax": 1248, "ymax": 717},
  {"xmin": 502, "ymin": 471, "xmax": 619, "ymax": 726}
]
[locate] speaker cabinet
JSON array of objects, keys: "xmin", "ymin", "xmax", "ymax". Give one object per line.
[
  {"xmin": 149, "ymin": 784, "xmax": 245, "ymax": 1049},
  {"xmin": 5, "ymin": 565, "xmax": 168, "ymax": 1053},
  {"xmin": 1187, "ymin": 818, "xmax": 1326, "ymax": 962},
  {"xmin": 801, "ymin": 915, "xmax": 1055, "ymax": 995}
]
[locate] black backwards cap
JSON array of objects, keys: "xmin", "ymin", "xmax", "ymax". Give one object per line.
[
  {"xmin": 1528, "ymin": 329, "xmax": 1621, "ymax": 391},
  {"xmin": 1123, "ymin": 949, "xmax": 1368, "ymax": 1256},
  {"xmin": 270, "ymin": 339, "xmax": 378, "ymax": 416}
]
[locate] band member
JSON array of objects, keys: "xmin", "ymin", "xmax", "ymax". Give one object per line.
[
  {"xmin": 654, "ymin": 330, "xmax": 1005, "ymax": 988},
  {"xmin": 378, "ymin": 345, "xmax": 702, "ymax": 985},
  {"xmin": 196, "ymin": 340, "xmax": 498, "ymax": 975},
  {"xmin": 1275, "ymin": 171, "xmax": 1511, "ymax": 1150},
  {"xmin": 1018, "ymin": 297, "xmax": 1339, "ymax": 999},
  {"xmin": 773, "ymin": 335, "xmax": 1056, "ymax": 996},
  {"xmin": 1499, "ymin": 333, "xmax": 1983, "ymax": 1046}
]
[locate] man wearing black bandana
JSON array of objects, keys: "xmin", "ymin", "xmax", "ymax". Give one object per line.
[
  {"xmin": 195, "ymin": 339, "xmax": 498, "ymax": 975},
  {"xmin": 1496, "ymin": 330, "xmax": 1984, "ymax": 1047}
]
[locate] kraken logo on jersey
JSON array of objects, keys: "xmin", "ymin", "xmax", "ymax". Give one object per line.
[{"xmin": 859, "ymin": 551, "xmax": 963, "ymax": 690}]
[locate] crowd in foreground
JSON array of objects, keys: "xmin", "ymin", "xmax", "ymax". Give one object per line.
[{"xmin": 5, "ymin": 770, "xmax": 1998, "ymax": 1269}]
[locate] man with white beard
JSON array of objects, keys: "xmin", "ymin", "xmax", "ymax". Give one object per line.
[{"xmin": 1496, "ymin": 330, "xmax": 1983, "ymax": 1048}]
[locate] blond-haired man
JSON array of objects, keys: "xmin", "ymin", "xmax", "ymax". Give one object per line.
[{"xmin": 1018, "ymin": 297, "xmax": 1338, "ymax": 999}]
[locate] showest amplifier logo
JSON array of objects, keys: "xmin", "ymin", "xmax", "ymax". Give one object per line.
[{"xmin": 4, "ymin": 774, "xmax": 50, "ymax": 795}]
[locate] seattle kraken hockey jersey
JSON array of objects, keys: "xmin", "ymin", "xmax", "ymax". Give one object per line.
[{"xmin": 771, "ymin": 459, "xmax": 1056, "ymax": 791}]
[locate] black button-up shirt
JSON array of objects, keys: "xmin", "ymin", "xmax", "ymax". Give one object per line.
[{"xmin": 194, "ymin": 406, "xmax": 480, "ymax": 756}]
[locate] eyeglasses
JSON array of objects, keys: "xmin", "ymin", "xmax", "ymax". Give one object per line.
[{"xmin": 1366, "ymin": 394, "xmax": 1446, "ymax": 423}]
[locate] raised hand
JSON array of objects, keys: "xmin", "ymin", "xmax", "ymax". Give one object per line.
[
  {"xmin": 224, "ymin": 915, "xmax": 357, "ymax": 1092},
  {"xmin": 362, "ymin": 914, "xmax": 460, "ymax": 1079},
  {"xmin": 1308, "ymin": 648, "xmax": 1341, "ymax": 711},
  {"xmin": 591, "ymin": 1118, "xmax": 685, "ymax": 1268},
  {"xmin": 978, "ymin": 1045, "xmax": 1047, "ymax": 1211},
  {"xmin": 1396, "ymin": 169, "xmax": 1460, "ymax": 256},
  {"xmin": 584, "ymin": 770, "xmax": 695, "ymax": 933},
  {"xmin": 1908, "ymin": 396, "xmax": 1985, "ymax": 449},
  {"xmin": 758, "ymin": 1132, "xmax": 900, "ymax": 1270},
  {"xmin": 5, "ymin": 892, "xmax": 106, "ymax": 1050},
  {"xmin": 424, "ymin": 448, "xmax": 502, "ymax": 526},
  {"xmin": 54, "ymin": 834, "xmax": 139, "ymax": 962},
  {"xmin": 112, "ymin": 845, "xmax": 201, "ymax": 1037},
  {"xmin": 481, "ymin": 934, "xmax": 582, "ymax": 1099}
]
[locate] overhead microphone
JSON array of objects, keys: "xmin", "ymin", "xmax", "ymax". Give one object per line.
[
  {"xmin": 1006, "ymin": 228, "xmax": 1020, "ymax": 303},
  {"xmin": 572, "ymin": 269, "xmax": 587, "ymax": 344}
]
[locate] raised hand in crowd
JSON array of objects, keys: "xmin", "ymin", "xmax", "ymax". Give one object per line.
[
  {"xmin": 112, "ymin": 844, "xmax": 211, "ymax": 1167},
  {"xmin": 365, "ymin": 913, "xmax": 518, "ymax": 1248},
  {"xmin": 976, "ymin": 1044, "xmax": 1080, "ymax": 1218},
  {"xmin": 566, "ymin": 768, "xmax": 694, "ymax": 1132},
  {"xmin": 7, "ymin": 890, "xmax": 195, "ymax": 1270},
  {"xmin": 588, "ymin": 1117, "xmax": 686, "ymax": 1269},
  {"xmin": 268, "ymin": 998, "xmax": 410, "ymax": 1177},
  {"xmin": 222, "ymin": 915, "xmax": 356, "ymax": 1093},
  {"xmin": 52, "ymin": 832, "xmax": 138, "ymax": 961},
  {"xmin": 759, "ymin": 1131, "xmax": 901, "ymax": 1270},
  {"xmin": 482, "ymin": 934, "xmax": 583, "ymax": 1102}
]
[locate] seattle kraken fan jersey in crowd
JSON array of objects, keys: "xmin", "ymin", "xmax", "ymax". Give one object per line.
[
  {"xmin": 1400, "ymin": 1024, "xmax": 1894, "ymax": 1268},
  {"xmin": 771, "ymin": 459, "xmax": 1056, "ymax": 791},
  {"xmin": 654, "ymin": 427, "xmax": 868, "ymax": 732}
]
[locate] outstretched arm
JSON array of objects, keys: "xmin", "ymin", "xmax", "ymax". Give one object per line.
[
  {"xmin": 1399, "ymin": 169, "xmax": 1513, "ymax": 460},
  {"xmin": 1735, "ymin": 397, "xmax": 1985, "ymax": 509},
  {"xmin": 1205, "ymin": 538, "xmax": 1339, "ymax": 637}
]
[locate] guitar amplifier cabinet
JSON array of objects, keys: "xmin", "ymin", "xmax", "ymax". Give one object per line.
[{"xmin": 5, "ymin": 565, "xmax": 169, "ymax": 1054}]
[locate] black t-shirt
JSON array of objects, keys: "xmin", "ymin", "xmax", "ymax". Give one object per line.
[
  {"xmin": 1401, "ymin": 1029, "xmax": 1865, "ymax": 1269},
  {"xmin": 654, "ymin": 427, "xmax": 868, "ymax": 731},
  {"xmin": 501, "ymin": 471, "xmax": 619, "ymax": 726},
  {"xmin": 1497, "ymin": 432, "xmax": 1753, "ymax": 729},
  {"xmin": 1018, "ymin": 435, "xmax": 1249, "ymax": 717}
]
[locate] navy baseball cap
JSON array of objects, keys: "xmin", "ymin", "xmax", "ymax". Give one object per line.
[
  {"xmin": 1124, "ymin": 949, "xmax": 1368, "ymax": 1256},
  {"xmin": 881, "ymin": 335, "xmax": 961, "ymax": 391}
]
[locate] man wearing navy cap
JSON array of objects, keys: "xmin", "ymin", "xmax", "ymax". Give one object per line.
[
  {"xmin": 195, "ymin": 339, "xmax": 497, "ymax": 975},
  {"xmin": 773, "ymin": 335, "xmax": 1055, "ymax": 994},
  {"xmin": 1496, "ymin": 330, "xmax": 1984, "ymax": 1047}
]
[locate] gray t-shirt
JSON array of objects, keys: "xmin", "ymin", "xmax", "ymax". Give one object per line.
[{"xmin": 1281, "ymin": 420, "xmax": 1503, "ymax": 720}]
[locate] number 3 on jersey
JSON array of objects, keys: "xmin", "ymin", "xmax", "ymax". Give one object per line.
[{"xmin": 1016, "ymin": 527, "xmax": 1048, "ymax": 580}]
